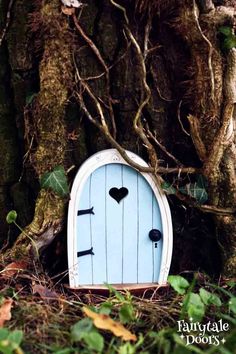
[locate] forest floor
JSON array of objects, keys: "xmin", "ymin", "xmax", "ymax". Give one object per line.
[{"xmin": 0, "ymin": 266, "xmax": 235, "ymax": 354}]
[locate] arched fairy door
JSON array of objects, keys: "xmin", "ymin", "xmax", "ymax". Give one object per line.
[{"xmin": 68, "ymin": 149, "xmax": 173, "ymax": 289}]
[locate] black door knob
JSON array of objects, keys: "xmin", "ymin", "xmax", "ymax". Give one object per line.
[{"xmin": 149, "ymin": 229, "xmax": 162, "ymax": 242}]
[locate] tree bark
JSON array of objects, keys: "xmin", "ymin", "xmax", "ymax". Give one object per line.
[{"xmin": 1, "ymin": 0, "xmax": 235, "ymax": 276}]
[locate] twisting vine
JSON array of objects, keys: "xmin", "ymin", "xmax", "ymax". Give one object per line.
[{"xmin": 66, "ymin": 1, "xmax": 236, "ymax": 216}]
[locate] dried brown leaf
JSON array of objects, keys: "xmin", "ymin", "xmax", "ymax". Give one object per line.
[
  {"xmin": 1, "ymin": 261, "xmax": 28, "ymax": 278},
  {"xmin": 32, "ymin": 284, "xmax": 59, "ymax": 300},
  {"xmin": 83, "ymin": 307, "xmax": 137, "ymax": 341},
  {"xmin": 0, "ymin": 298, "xmax": 13, "ymax": 327}
]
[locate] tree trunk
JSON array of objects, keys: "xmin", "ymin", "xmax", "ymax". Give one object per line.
[{"xmin": 1, "ymin": 0, "xmax": 235, "ymax": 276}]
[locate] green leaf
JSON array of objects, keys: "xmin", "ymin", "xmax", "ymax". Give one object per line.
[
  {"xmin": 186, "ymin": 293, "xmax": 205, "ymax": 322},
  {"xmin": 99, "ymin": 302, "xmax": 113, "ymax": 315},
  {"xmin": 196, "ymin": 175, "xmax": 208, "ymax": 188},
  {"xmin": 219, "ymin": 313, "xmax": 236, "ymax": 325},
  {"xmin": 168, "ymin": 275, "xmax": 190, "ymax": 295},
  {"xmin": 119, "ymin": 342, "xmax": 136, "ymax": 354},
  {"xmin": 0, "ymin": 341, "xmax": 12, "ymax": 354},
  {"xmin": 172, "ymin": 347, "xmax": 192, "ymax": 354},
  {"xmin": 40, "ymin": 165, "xmax": 69, "ymax": 197},
  {"xmin": 53, "ymin": 349, "xmax": 74, "ymax": 354},
  {"xmin": 179, "ymin": 175, "xmax": 208, "ymax": 204},
  {"xmin": 83, "ymin": 332, "xmax": 104, "ymax": 353},
  {"xmin": 218, "ymin": 348, "xmax": 234, "ymax": 354},
  {"xmin": 219, "ymin": 26, "xmax": 233, "ymax": 36},
  {"xmin": 161, "ymin": 181, "xmax": 176, "ymax": 195},
  {"xmin": 223, "ymin": 36, "xmax": 236, "ymax": 50},
  {"xmin": 0, "ymin": 329, "xmax": 9, "ymax": 341},
  {"xmin": 119, "ymin": 303, "xmax": 135, "ymax": 324},
  {"xmin": 172, "ymin": 333, "xmax": 204, "ymax": 354},
  {"xmin": 105, "ymin": 284, "xmax": 126, "ymax": 302},
  {"xmin": 226, "ymin": 280, "xmax": 236, "ymax": 289},
  {"xmin": 199, "ymin": 288, "xmax": 221, "ymax": 307},
  {"xmin": 70, "ymin": 318, "xmax": 93, "ymax": 342},
  {"xmin": 7, "ymin": 330, "xmax": 23, "ymax": 349},
  {"xmin": 6, "ymin": 210, "xmax": 17, "ymax": 224},
  {"xmin": 26, "ymin": 92, "xmax": 37, "ymax": 106},
  {"xmin": 179, "ymin": 182, "xmax": 208, "ymax": 204},
  {"xmin": 228, "ymin": 297, "xmax": 236, "ymax": 314}
]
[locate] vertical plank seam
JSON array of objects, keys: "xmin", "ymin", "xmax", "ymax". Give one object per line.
[
  {"xmin": 89, "ymin": 174, "xmax": 94, "ymax": 284},
  {"xmin": 105, "ymin": 165, "xmax": 108, "ymax": 282},
  {"xmin": 122, "ymin": 165, "xmax": 124, "ymax": 284},
  {"xmin": 152, "ymin": 192, "xmax": 154, "ymax": 283},
  {"xmin": 137, "ymin": 172, "xmax": 139, "ymax": 283}
]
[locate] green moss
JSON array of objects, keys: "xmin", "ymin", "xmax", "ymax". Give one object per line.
[{"xmin": 6, "ymin": 0, "xmax": 74, "ymax": 258}]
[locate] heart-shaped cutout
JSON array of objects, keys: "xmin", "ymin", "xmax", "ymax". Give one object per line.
[{"xmin": 109, "ymin": 187, "xmax": 128, "ymax": 203}]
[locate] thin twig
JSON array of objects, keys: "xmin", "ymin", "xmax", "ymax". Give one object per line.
[
  {"xmin": 0, "ymin": 0, "xmax": 15, "ymax": 47},
  {"xmin": 72, "ymin": 14, "xmax": 117, "ymax": 138},
  {"xmin": 146, "ymin": 128, "xmax": 183, "ymax": 166},
  {"xmin": 74, "ymin": 57, "xmax": 108, "ymax": 129},
  {"xmin": 196, "ymin": 204, "xmax": 236, "ymax": 215},
  {"xmin": 77, "ymin": 91, "xmax": 198, "ymax": 175},
  {"xmin": 193, "ymin": 0, "xmax": 215, "ymax": 100},
  {"xmin": 177, "ymin": 100, "xmax": 190, "ymax": 136},
  {"xmin": 110, "ymin": 0, "xmax": 129, "ymax": 24},
  {"xmin": 73, "ymin": 11, "xmax": 198, "ymax": 177},
  {"xmin": 125, "ymin": 26, "xmax": 159, "ymax": 169},
  {"xmin": 144, "ymin": 8, "xmax": 152, "ymax": 60}
]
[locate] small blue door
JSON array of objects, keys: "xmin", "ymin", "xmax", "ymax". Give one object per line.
[{"xmin": 75, "ymin": 163, "xmax": 163, "ymax": 285}]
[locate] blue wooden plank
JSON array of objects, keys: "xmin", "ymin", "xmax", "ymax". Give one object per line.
[
  {"xmin": 122, "ymin": 165, "xmax": 138, "ymax": 283},
  {"xmin": 75, "ymin": 162, "xmax": 163, "ymax": 286},
  {"xmin": 106, "ymin": 164, "xmax": 123, "ymax": 284},
  {"xmin": 152, "ymin": 192, "xmax": 163, "ymax": 282},
  {"xmin": 76, "ymin": 176, "xmax": 93, "ymax": 285},
  {"xmin": 90, "ymin": 166, "xmax": 107, "ymax": 284},
  {"xmin": 137, "ymin": 174, "xmax": 153, "ymax": 283}
]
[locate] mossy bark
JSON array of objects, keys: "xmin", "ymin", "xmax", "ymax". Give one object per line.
[
  {"xmin": 5, "ymin": 0, "xmax": 74, "ymax": 259},
  {"xmin": 174, "ymin": 0, "xmax": 236, "ymax": 275}
]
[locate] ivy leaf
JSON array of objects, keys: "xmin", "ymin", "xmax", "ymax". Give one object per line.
[
  {"xmin": 40, "ymin": 166, "xmax": 69, "ymax": 197},
  {"xmin": 0, "ymin": 328, "xmax": 8, "ymax": 341},
  {"xmin": 26, "ymin": 92, "xmax": 37, "ymax": 106},
  {"xmin": 219, "ymin": 26, "xmax": 233, "ymax": 36},
  {"xmin": 83, "ymin": 332, "xmax": 104, "ymax": 353},
  {"xmin": 186, "ymin": 293, "xmax": 205, "ymax": 322},
  {"xmin": 223, "ymin": 36, "xmax": 236, "ymax": 50},
  {"xmin": 168, "ymin": 275, "xmax": 190, "ymax": 295},
  {"xmin": 71, "ymin": 318, "xmax": 93, "ymax": 342},
  {"xmin": 7, "ymin": 330, "xmax": 23, "ymax": 349},
  {"xmin": 179, "ymin": 175, "xmax": 208, "ymax": 204},
  {"xmin": 161, "ymin": 181, "xmax": 177, "ymax": 195},
  {"xmin": 218, "ymin": 26, "xmax": 236, "ymax": 50},
  {"xmin": 199, "ymin": 288, "xmax": 222, "ymax": 307},
  {"xmin": 6, "ymin": 210, "xmax": 17, "ymax": 224}
]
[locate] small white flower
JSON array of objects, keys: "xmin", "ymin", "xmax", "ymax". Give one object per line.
[{"xmin": 61, "ymin": 0, "xmax": 84, "ymax": 8}]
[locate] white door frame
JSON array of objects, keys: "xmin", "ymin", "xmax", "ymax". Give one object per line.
[{"xmin": 67, "ymin": 149, "xmax": 173, "ymax": 289}]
